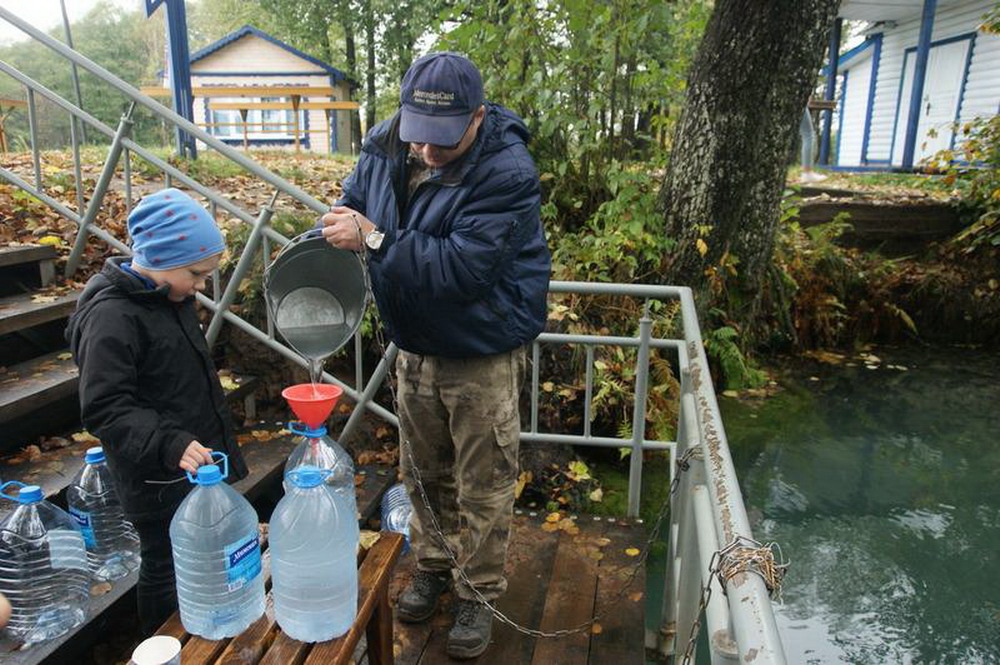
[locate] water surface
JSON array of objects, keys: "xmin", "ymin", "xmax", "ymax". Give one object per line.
[{"xmin": 722, "ymin": 347, "xmax": 1000, "ymax": 664}]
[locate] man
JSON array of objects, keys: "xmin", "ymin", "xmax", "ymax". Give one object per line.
[{"xmin": 321, "ymin": 51, "xmax": 550, "ymax": 659}]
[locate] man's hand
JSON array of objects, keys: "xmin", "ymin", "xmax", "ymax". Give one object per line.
[
  {"xmin": 321, "ymin": 206, "xmax": 375, "ymax": 252},
  {"xmin": 179, "ymin": 440, "xmax": 214, "ymax": 473}
]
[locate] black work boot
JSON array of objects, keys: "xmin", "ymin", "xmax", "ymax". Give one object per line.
[
  {"xmin": 397, "ymin": 570, "xmax": 450, "ymax": 623},
  {"xmin": 447, "ymin": 599, "xmax": 493, "ymax": 659}
]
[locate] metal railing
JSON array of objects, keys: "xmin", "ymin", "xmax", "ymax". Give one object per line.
[{"xmin": 0, "ymin": 8, "xmax": 787, "ymax": 663}]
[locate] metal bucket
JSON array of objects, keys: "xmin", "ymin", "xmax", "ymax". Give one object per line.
[{"xmin": 264, "ymin": 231, "xmax": 368, "ymax": 360}]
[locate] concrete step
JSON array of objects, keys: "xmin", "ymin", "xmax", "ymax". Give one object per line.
[{"xmin": 0, "ymin": 287, "xmax": 81, "ymax": 336}]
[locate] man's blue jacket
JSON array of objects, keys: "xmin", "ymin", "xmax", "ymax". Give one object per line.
[{"xmin": 338, "ymin": 102, "xmax": 551, "ymax": 358}]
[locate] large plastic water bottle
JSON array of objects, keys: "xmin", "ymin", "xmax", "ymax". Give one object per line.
[
  {"xmin": 169, "ymin": 452, "xmax": 264, "ymax": 639},
  {"xmin": 380, "ymin": 483, "xmax": 412, "ymax": 554},
  {"xmin": 66, "ymin": 447, "xmax": 141, "ymax": 581},
  {"xmin": 283, "ymin": 423, "xmax": 357, "ymax": 515},
  {"xmin": 271, "ymin": 467, "xmax": 359, "ymax": 641},
  {"xmin": 0, "ymin": 481, "xmax": 90, "ymax": 646}
]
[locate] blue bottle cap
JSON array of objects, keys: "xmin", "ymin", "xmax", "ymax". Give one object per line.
[
  {"xmin": 18, "ymin": 485, "xmax": 43, "ymax": 503},
  {"xmin": 196, "ymin": 464, "xmax": 223, "ymax": 485},
  {"xmin": 85, "ymin": 447, "xmax": 105, "ymax": 464},
  {"xmin": 288, "ymin": 467, "xmax": 325, "ymax": 488}
]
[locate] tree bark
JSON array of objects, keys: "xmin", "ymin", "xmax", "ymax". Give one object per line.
[
  {"xmin": 364, "ymin": 0, "xmax": 377, "ymax": 134},
  {"xmin": 343, "ymin": 19, "xmax": 363, "ymax": 152},
  {"xmin": 659, "ymin": 0, "xmax": 840, "ymax": 297}
]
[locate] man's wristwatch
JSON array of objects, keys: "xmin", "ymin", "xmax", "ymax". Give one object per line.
[{"xmin": 365, "ymin": 228, "xmax": 385, "ymax": 251}]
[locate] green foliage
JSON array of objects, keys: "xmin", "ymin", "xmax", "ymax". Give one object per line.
[
  {"xmin": 925, "ymin": 115, "xmax": 1000, "ymax": 253},
  {"xmin": 703, "ymin": 325, "xmax": 767, "ymax": 390},
  {"xmin": 436, "ymin": 0, "xmax": 711, "ymax": 227},
  {"xmin": 550, "ymin": 166, "xmax": 672, "ymax": 282}
]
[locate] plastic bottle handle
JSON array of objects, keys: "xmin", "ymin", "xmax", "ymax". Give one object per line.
[
  {"xmin": 0, "ymin": 480, "xmax": 26, "ymax": 502},
  {"xmin": 184, "ymin": 450, "xmax": 230, "ymax": 484}
]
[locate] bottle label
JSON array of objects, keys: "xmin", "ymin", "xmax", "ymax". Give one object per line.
[
  {"xmin": 223, "ymin": 532, "xmax": 262, "ymax": 592},
  {"xmin": 68, "ymin": 506, "xmax": 96, "ymax": 549}
]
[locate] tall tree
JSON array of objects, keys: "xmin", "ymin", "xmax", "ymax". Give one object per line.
[{"xmin": 659, "ymin": 0, "xmax": 840, "ymax": 302}]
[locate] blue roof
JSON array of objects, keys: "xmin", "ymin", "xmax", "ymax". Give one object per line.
[
  {"xmin": 190, "ymin": 25, "xmax": 349, "ymax": 83},
  {"xmin": 823, "ymin": 38, "xmax": 876, "ymax": 76}
]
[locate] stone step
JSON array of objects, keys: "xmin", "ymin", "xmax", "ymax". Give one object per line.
[{"xmin": 0, "ymin": 349, "xmax": 79, "ymax": 425}]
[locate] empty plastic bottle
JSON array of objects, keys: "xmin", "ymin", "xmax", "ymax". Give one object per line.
[
  {"xmin": 271, "ymin": 466, "xmax": 359, "ymax": 641},
  {"xmin": 283, "ymin": 422, "xmax": 357, "ymax": 514},
  {"xmin": 0, "ymin": 481, "xmax": 90, "ymax": 646},
  {"xmin": 169, "ymin": 452, "xmax": 264, "ymax": 639},
  {"xmin": 66, "ymin": 447, "xmax": 141, "ymax": 581},
  {"xmin": 380, "ymin": 483, "xmax": 412, "ymax": 554}
]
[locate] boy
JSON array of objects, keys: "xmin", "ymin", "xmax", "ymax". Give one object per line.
[{"xmin": 66, "ymin": 188, "xmax": 249, "ymax": 635}]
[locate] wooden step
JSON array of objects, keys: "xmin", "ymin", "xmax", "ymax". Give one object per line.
[
  {"xmin": 0, "ymin": 349, "xmax": 79, "ymax": 424},
  {"xmin": 0, "ymin": 288, "xmax": 81, "ymax": 336},
  {"xmin": 0, "ymin": 245, "xmax": 57, "ymax": 269},
  {"xmin": 0, "ymin": 245, "xmax": 57, "ymax": 288}
]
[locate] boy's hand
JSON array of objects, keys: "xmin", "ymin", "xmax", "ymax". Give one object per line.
[{"xmin": 179, "ymin": 440, "xmax": 214, "ymax": 473}]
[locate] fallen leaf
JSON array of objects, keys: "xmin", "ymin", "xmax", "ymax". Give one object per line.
[
  {"xmin": 30, "ymin": 295, "xmax": 57, "ymax": 303},
  {"xmin": 696, "ymin": 238, "xmax": 708, "ymax": 256},
  {"xmin": 359, "ymin": 530, "xmax": 381, "ymax": 550},
  {"xmin": 57, "ymin": 352, "xmax": 72, "ymax": 361},
  {"xmin": 545, "ymin": 512, "xmax": 561, "ymax": 523},
  {"xmin": 594, "ymin": 537, "xmax": 611, "ymax": 547},
  {"xmin": 588, "ymin": 488, "xmax": 603, "ymax": 502},
  {"xmin": 629, "ymin": 591, "xmax": 644, "ymax": 602},
  {"xmin": 624, "ymin": 547, "xmax": 640, "ymax": 556},
  {"xmin": 71, "ymin": 430, "xmax": 99, "ymax": 444},
  {"xmin": 591, "ymin": 623, "xmax": 603, "ymax": 635},
  {"xmin": 90, "ymin": 582, "xmax": 112, "ymax": 596},
  {"xmin": 541, "ymin": 521, "xmax": 559, "ymax": 532}
]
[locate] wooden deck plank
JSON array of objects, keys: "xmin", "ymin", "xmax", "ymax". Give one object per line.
[
  {"xmin": 0, "ymin": 288, "xmax": 80, "ymax": 336},
  {"xmin": 588, "ymin": 520, "xmax": 648, "ymax": 665},
  {"xmin": 479, "ymin": 513, "xmax": 563, "ymax": 664},
  {"xmin": 258, "ymin": 630, "xmax": 309, "ymax": 665},
  {"xmin": 216, "ymin": 598, "xmax": 278, "ymax": 665},
  {"xmin": 529, "ymin": 517, "xmax": 607, "ymax": 665}
]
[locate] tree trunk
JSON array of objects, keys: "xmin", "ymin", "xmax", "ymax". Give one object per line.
[
  {"xmin": 659, "ymin": 0, "xmax": 840, "ymax": 297},
  {"xmin": 343, "ymin": 20, "xmax": 363, "ymax": 152},
  {"xmin": 364, "ymin": 0, "xmax": 377, "ymax": 134}
]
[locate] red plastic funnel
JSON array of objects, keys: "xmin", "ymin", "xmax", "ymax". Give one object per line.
[{"xmin": 282, "ymin": 383, "xmax": 343, "ymax": 428}]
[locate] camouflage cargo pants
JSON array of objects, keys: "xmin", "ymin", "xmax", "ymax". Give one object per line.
[{"xmin": 396, "ymin": 346, "xmax": 527, "ymax": 602}]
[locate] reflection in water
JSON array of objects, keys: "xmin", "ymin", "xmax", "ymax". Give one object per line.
[{"xmin": 723, "ymin": 348, "xmax": 1000, "ymax": 665}]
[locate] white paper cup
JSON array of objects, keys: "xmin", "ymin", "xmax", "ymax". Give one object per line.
[{"xmin": 130, "ymin": 635, "xmax": 181, "ymax": 665}]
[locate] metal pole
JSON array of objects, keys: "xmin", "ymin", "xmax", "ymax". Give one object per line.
[
  {"xmin": 69, "ymin": 114, "xmax": 84, "ymax": 214},
  {"xmin": 693, "ymin": 485, "xmax": 740, "ymax": 665},
  {"xmin": 627, "ymin": 301, "xmax": 652, "ymax": 517},
  {"xmin": 902, "ymin": 0, "xmax": 938, "ymax": 169},
  {"xmin": 819, "ymin": 17, "xmax": 842, "ymax": 165},
  {"xmin": 26, "ymin": 88, "xmax": 41, "ymax": 190},
  {"xmin": 204, "ymin": 191, "xmax": 279, "ymax": 347},
  {"xmin": 336, "ymin": 342, "xmax": 399, "ymax": 444},
  {"xmin": 59, "ymin": 0, "xmax": 87, "ymax": 144},
  {"xmin": 66, "ymin": 103, "xmax": 135, "ymax": 276}
]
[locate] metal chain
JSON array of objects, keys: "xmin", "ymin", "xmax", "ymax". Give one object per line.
[
  {"xmin": 349, "ymin": 226, "xmax": 699, "ymax": 638},
  {"xmin": 677, "ymin": 536, "xmax": 789, "ymax": 664}
]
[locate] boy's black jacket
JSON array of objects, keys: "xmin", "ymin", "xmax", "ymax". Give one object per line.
[{"xmin": 66, "ymin": 257, "xmax": 249, "ymax": 522}]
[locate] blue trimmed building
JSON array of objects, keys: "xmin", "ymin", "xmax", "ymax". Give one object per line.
[
  {"xmin": 164, "ymin": 25, "xmax": 356, "ymax": 154},
  {"xmin": 830, "ymin": 0, "xmax": 998, "ymax": 168}
]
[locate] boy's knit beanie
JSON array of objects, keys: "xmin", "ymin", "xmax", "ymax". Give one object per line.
[{"xmin": 128, "ymin": 188, "xmax": 225, "ymax": 270}]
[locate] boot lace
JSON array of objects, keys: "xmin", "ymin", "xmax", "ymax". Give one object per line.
[{"xmin": 456, "ymin": 599, "xmax": 483, "ymax": 626}]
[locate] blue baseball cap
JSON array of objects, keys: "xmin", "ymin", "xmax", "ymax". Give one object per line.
[{"xmin": 399, "ymin": 52, "xmax": 484, "ymax": 146}]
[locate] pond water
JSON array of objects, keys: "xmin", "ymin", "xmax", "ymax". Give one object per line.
[{"xmin": 716, "ymin": 347, "xmax": 1000, "ymax": 664}]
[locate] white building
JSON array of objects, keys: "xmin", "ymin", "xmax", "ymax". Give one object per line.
[
  {"xmin": 182, "ymin": 25, "xmax": 355, "ymax": 154},
  {"xmin": 832, "ymin": 0, "xmax": 999, "ymax": 168}
]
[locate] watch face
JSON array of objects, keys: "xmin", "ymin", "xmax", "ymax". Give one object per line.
[{"xmin": 366, "ymin": 231, "xmax": 384, "ymax": 250}]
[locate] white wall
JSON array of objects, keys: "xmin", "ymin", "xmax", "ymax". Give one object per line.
[
  {"xmin": 837, "ymin": 55, "xmax": 873, "ymax": 166},
  {"xmin": 191, "ymin": 34, "xmax": 354, "ymax": 154},
  {"xmin": 864, "ymin": 0, "xmax": 998, "ymax": 165}
]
